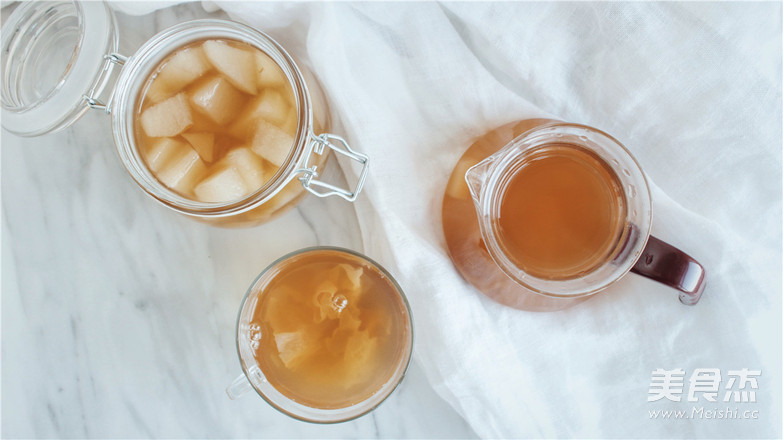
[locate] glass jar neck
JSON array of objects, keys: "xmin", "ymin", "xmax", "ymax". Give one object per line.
[{"xmin": 111, "ymin": 19, "xmax": 313, "ymax": 218}]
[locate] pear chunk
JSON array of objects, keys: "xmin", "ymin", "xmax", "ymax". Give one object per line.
[
  {"xmin": 182, "ymin": 132, "xmax": 215, "ymax": 162},
  {"xmin": 155, "ymin": 142, "xmax": 207, "ymax": 194},
  {"xmin": 281, "ymin": 109, "xmax": 298, "ymax": 134},
  {"xmin": 228, "ymin": 88, "xmax": 294, "ymax": 139},
  {"xmin": 223, "ymin": 147, "xmax": 270, "ymax": 190},
  {"xmin": 193, "ymin": 166, "xmax": 249, "ymax": 203},
  {"xmin": 189, "ymin": 76, "xmax": 245, "ymax": 125},
  {"xmin": 143, "ymin": 137, "xmax": 186, "ymax": 173},
  {"xmin": 274, "ymin": 331, "xmax": 313, "ymax": 369},
  {"xmin": 136, "ymin": 39, "xmax": 301, "ymax": 216},
  {"xmin": 339, "ymin": 264, "xmax": 363, "ymax": 291},
  {"xmin": 342, "ymin": 330, "xmax": 379, "ymax": 386},
  {"xmin": 238, "ymin": 89, "xmax": 290, "ymax": 129},
  {"xmin": 145, "ymin": 46, "xmax": 210, "ymax": 103},
  {"xmin": 202, "ymin": 40, "xmax": 257, "ymax": 95},
  {"xmin": 140, "ymin": 93, "xmax": 192, "ymax": 137},
  {"xmin": 255, "ymin": 51, "xmax": 287, "ymax": 88},
  {"xmin": 253, "ymin": 89, "xmax": 290, "ymax": 126},
  {"xmin": 251, "ymin": 119, "xmax": 295, "ymax": 167}
]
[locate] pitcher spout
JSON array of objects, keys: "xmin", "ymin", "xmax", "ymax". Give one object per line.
[{"xmin": 465, "ymin": 156, "xmax": 495, "ymax": 205}]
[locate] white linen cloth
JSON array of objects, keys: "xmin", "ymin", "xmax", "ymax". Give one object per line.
[{"xmin": 112, "ymin": 2, "xmax": 782, "ymax": 437}]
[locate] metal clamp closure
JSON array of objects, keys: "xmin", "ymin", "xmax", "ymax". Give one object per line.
[
  {"xmin": 296, "ymin": 133, "xmax": 369, "ymax": 202},
  {"xmin": 82, "ymin": 52, "xmax": 127, "ymax": 113}
]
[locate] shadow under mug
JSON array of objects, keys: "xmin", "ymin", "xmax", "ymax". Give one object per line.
[
  {"xmin": 465, "ymin": 122, "xmax": 706, "ymax": 306},
  {"xmin": 226, "ymin": 247, "xmax": 414, "ymax": 423}
]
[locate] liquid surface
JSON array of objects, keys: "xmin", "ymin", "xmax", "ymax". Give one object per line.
[
  {"xmin": 443, "ymin": 119, "xmax": 583, "ymax": 311},
  {"xmin": 134, "ymin": 39, "xmax": 297, "ymax": 205},
  {"xmin": 497, "ymin": 143, "xmax": 626, "ymax": 279},
  {"xmin": 249, "ymin": 251, "xmax": 411, "ymax": 409}
]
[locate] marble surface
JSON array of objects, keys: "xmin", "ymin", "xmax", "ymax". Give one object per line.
[{"xmin": 0, "ymin": 3, "xmax": 476, "ymax": 438}]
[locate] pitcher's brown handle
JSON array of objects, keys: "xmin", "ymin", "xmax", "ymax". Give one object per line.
[{"xmin": 630, "ymin": 235, "xmax": 706, "ymax": 305}]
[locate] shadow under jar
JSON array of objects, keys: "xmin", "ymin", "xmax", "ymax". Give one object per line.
[{"xmin": 1, "ymin": 1, "xmax": 368, "ymax": 227}]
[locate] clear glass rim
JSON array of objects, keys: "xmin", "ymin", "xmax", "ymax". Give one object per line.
[
  {"xmin": 111, "ymin": 19, "xmax": 313, "ymax": 218},
  {"xmin": 478, "ymin": 122, "xmax": 653, "ymax": 298},
  {"xmin": 234, "ymin": 246, "xmax": 414, "ymax": 424},
  {"xmin": 0, "ymin": 1, "xmax": 82, "ymax": 113},
  {"xmin": 0, "ymin": 0, "xmax": 118, "ymax": 136}
]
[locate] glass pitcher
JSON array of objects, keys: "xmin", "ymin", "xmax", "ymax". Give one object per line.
[{"xmin": 443, "ymin": 120, "xmax": 705, "ymax": 311}]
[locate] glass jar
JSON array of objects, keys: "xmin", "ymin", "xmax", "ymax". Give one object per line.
[{"xmin": 1, "ymin": 1, "xmax": 368, "ymax": 227}]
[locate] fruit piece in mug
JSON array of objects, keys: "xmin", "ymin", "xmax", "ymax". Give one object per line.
[
  {"xmin": 202, "ymin": 40, "xmax": 257, "ymax": 95},
  {"xmin": 312, "ymin": 280, "xmax": 341, "ymax": 323},
  {"xmin": 274, "ymin": 330, "xmax": 313, "ymax": 369},
  {"xmin": 326, "ymin": 308, "xmax": 362, "ymax": 356},
  {"xmin": 140, "ymin": 93, "xmax": 193, "ymax": 137},
  {"xmin": 337, "ymin": 264, "xmax": 363, "ymax": 291},
  {"xmin": 342, "ymin": 330, "xmax": 379, "ymax": 386}
]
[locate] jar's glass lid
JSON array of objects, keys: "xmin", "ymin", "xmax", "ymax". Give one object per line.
[{"xmin": 1, "ymin": 1, "xmax": 117, "ymax": 136}]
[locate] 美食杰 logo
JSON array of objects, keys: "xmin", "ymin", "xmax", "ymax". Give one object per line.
[{"xmin": 647, "ymin": 368, "xmax": 761, "ymax": 420}]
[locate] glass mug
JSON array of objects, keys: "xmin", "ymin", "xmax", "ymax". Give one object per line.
[
  {"xmin": 1, "ymin": 1, "xmax": 368, "ymax": 227},
  {"xmin": 227, "ymin": 247, "xmax": 414, "ymax": 423},
  {"xmin": 443, "ymin": 120, "xmax": 705, "ymax": 311}
]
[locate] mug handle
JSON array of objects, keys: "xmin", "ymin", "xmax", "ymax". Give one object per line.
[
  {"xmin": 630, "ymin": 235, "xmax": 706, "ymax": 305},
  {"xmin": 226, "ymin": 373, "xmax": 253, "ymax": 400}
]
